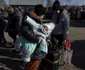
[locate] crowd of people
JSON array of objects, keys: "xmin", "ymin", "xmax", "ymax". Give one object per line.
[
  {"xmin": 0, "ymin": 0, "xmax": 71, "ymax": 70},
  {"xmin": 65, "ymin": 5, "xmax": 85, "ymax": 20}
]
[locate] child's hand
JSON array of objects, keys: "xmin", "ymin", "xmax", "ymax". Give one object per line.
[{"xmin": 38, "ymin": 37, "xmax": 42, "ymax": 44}]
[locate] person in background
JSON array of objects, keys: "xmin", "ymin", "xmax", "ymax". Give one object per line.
[
  {"xmin": 76, "ymin": 7, "xmax": 81, "ymax": 20},
  {"xmin": 0, "ymin": 14, "xmax": 7, "ymax": 44},
  {"xmin": 6, "ymin": 6, "xmax": 22, "ymax": 45},
  {"xmin": 51, "ymin": 0, "xmax": 70, "ymax": 50}
]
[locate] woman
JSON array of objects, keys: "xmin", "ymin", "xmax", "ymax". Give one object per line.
[{"xmin": 15, "ymin": 4, "xmax": 54, "ymax": 70}]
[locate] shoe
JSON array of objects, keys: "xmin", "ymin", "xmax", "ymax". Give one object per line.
[
  {"xmin": 20, "ymin": 65, "xmax": 25, "ymax": 70},
  {"xmin": 20, "ymin": 61, "xmax": 26, "ymax": 69}
]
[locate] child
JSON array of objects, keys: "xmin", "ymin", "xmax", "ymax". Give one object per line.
[{"xmin": 14, "ymin": 15, "xmax": 55, "ymax": 69}]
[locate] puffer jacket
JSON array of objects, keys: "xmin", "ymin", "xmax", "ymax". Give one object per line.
[
  {"xmin": 7, "ymin": 10, "xmax": 22, "ymax": 31},
  {"xmin": 15, "ymin": 11, "xmax": 47, "ymax": 62},
  {"xmin": 15, "ymin": 11, "xmax": 55, "ymax": 62},
  {"xmin": 52, "ymin": 9, "xmax": 70, "ymax": 40},
  {"xmin": 20, "ymin": 11, "xmax": 41, "ymax": 43}
]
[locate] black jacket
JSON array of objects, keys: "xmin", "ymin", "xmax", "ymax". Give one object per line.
[
  {"xmin": 20, "ymin": 12, "xmax": 40, "ymax": 43},
  {"xmin": 7, "ymin": 10, "xmax": 22, "ymax": 31}
]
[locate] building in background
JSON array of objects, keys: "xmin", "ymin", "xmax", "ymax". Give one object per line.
[
  {"xmin": 9, "ymin": 0, "xmax": 55, "ymax": 7},
  {"xmin": 9, "ymin": 0, "xmax": 44, "ymax": 7}
]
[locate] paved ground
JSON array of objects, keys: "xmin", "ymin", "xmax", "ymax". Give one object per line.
[{"xmin": 0, "ymin": 20, "xmax": 85, "ymax": 70}]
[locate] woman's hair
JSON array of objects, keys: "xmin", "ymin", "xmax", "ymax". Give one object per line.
[{"xmin": 34, "ymin": 4, "xmax": 46, "ymax": 16}]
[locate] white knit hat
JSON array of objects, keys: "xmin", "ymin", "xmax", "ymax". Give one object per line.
[{"xmin": 43, "ymin": 22, "xmax": 55, "ymax": 31}]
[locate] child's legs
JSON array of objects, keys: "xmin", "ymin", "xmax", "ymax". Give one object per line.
[
  {"xmin": 20, "ymin": 45, "xmax": 36, "ymax": 69},
  {"xmin": 21, "ymin": 43, "xmax": 37, "ymax": 62}
]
